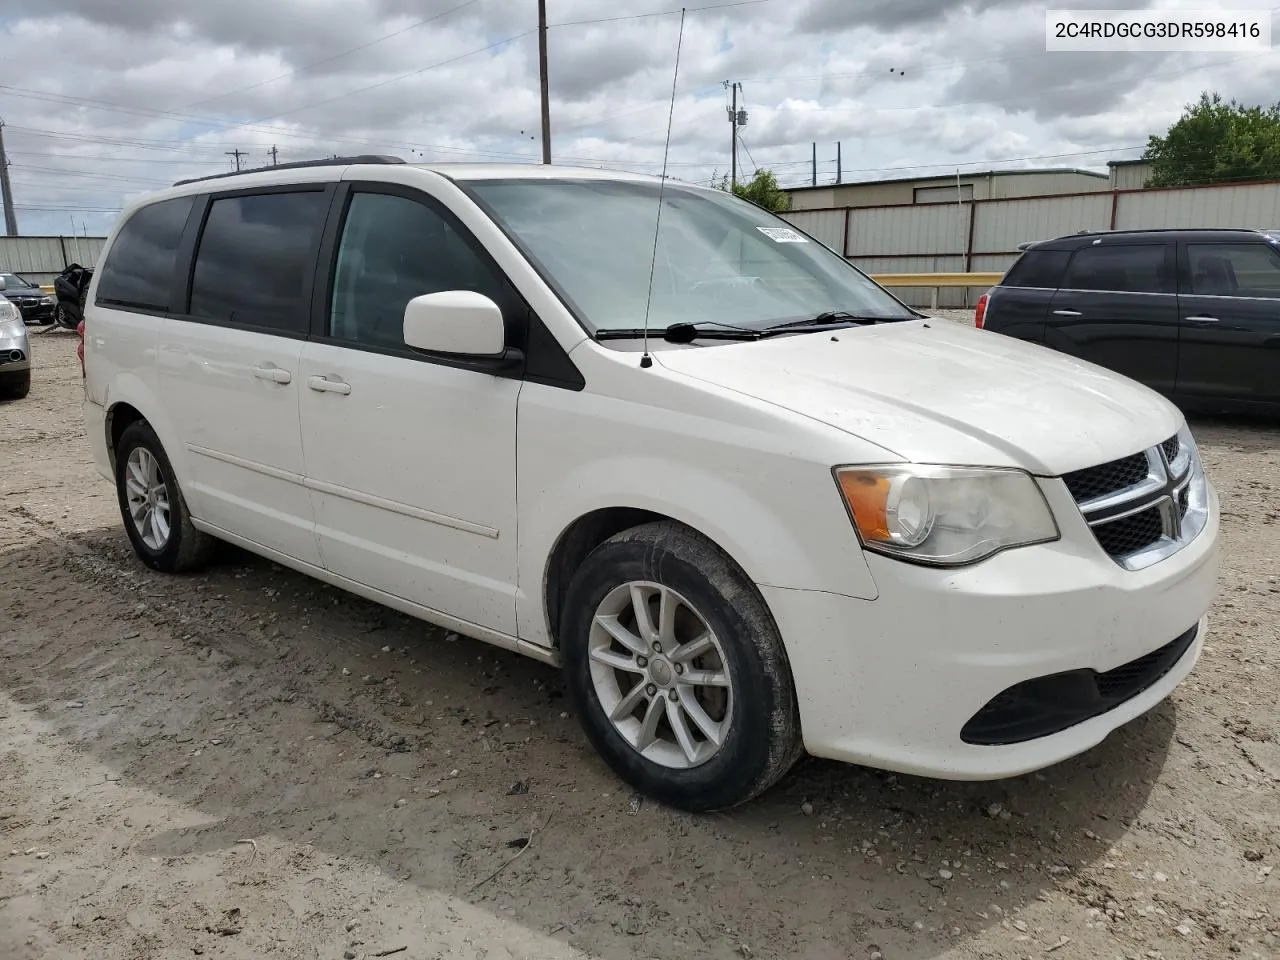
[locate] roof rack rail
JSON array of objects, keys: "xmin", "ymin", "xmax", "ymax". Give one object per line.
[{"xmin": 173, "ymin": 154, "xmax": 405, "ymax": 187}]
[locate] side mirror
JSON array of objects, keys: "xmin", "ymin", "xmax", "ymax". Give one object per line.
[
  {"xmin": 403, "ymin": 291, "xmax": 505, "ymax": 358},
  {"xmin": 0, "ymin": 277, "xmax": 7, "ymax": 292}
]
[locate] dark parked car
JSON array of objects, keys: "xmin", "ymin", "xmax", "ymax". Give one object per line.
[
  {"xmin": 976, "ymin": 228, "xmax": 1280, "ymax": 413},
  {"xmin": 0, "ymin": 271, "xmax": 56, "ymax": 324}
]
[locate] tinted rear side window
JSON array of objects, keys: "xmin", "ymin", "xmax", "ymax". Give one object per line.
[
  {"xmin": 1187, "ymin": 243, "xmax": 1280, "ymax": 298},
  {"xmin": 95, "ymin": 196, "xmax": 195, "ymax": 311},
  {"xmin": 189, "ymin": 191, "xmax": 329, "ymax": 333},
  {"xmin": 1061, "ymin": 244, "xmax": 1173, "ymax": 294},
  {"xmin": 1003, "ymin": 249, "xmax": 1070, "ymax": 288}
]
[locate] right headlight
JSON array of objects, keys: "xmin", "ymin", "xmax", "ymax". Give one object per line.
[
  {"xmin": 0, "ymin": 299, "xmax": 19, "ymax": 324},
  {"xmin": 833, "ymin": 464, "xmax": 1060, "ymax": 566}
]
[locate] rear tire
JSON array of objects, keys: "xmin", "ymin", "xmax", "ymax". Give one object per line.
[
  {"xmin": 560, "ymin": 521, "xmax": 803, "ymax": 812},
  {"xmin": 115, "ymin": 421, "xmax": 215, "ymax": 573}
]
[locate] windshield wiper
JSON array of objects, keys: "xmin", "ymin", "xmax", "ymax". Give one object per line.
[
  {"xmin": 594, "ymin": 321, "xmax": 762, "ymax": 343},
  {"xmin": 760, "ymin": 310, "xmax": 913, "ymax": 334},
  {"xmin": 592, "ymin": 311, "xmax": 916, "ymax": 344}
]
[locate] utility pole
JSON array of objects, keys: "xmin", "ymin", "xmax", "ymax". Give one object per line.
[
  {"xmin": 811, "ymin": 142, "xmax": 817, "ymax": 186},
  {"xmin": 0, "ymin": 120, "xmax": 18, "ymax": 237},
  {"xmin": 226, "ymin": 148, "xmax": 247, "ymax": 172},
  {"xmin": 725, "ymin": 82, "xmax": 745, "ymax": 188},
  {"xmin": 538, "ymin": 0, "xmax": 551, "ymax": 164},
  {"xmin": 269, "ymin": 145, "xmax": 279, "ymax": 167},
  {"xmin": 836, "ymin": 141, "xmax": 842, "ymax": 184}
]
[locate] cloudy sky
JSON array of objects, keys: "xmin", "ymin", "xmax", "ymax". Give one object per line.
[{"xmin": 1, "ymin": 0, "xmax": 1277, "ymax": 236}]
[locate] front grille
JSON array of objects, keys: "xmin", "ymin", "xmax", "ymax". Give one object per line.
[
  {"xmin": 1061, "ymin": 433, "xmax": 1201, "ymax": 569},
  {"xmin": 961, "ymin": 625, "xmax": 1199, "ymax": 745},
  {"xmin": 1062, "ymin": 453, "xmax": 1148, "ymax": 503},
  {"xmin": 1093, "ymin": 506, "xmax": 1164, "ymax": 557}
]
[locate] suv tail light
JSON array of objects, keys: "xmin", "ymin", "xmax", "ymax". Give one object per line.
[
  {"xmin": 76, "ymin": 318, "xmax": 85, "ymax": 377},
  {"xmin": 974, "ymin": 291, "xmax": 990, "ymax": 329}
]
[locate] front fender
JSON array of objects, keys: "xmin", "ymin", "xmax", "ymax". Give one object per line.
[{"xmin": 515, "ymin": 452, "xmax": 880, "ymax": 648}]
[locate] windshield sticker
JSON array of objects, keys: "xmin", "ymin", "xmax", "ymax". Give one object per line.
[{"xmin": 756, "ymin": 226, "xmax": 808, "ymax": 243}]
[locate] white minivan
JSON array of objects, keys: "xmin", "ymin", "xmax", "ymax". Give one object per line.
[{"xmin": 81, "ymin": 157, "xmax": 1220, "ymax": 811}]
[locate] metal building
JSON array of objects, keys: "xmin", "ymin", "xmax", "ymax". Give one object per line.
[
  {"xmin": 1108, "ymin": 159, "xmax": 1154, "ymax": 190},
  {"xmin": 781, "ymin": 175, "xmax": 1280, "ymax": 307},
  {"xmin": 787, "ymin": 168, "xmax": 1111, "ymax": 212}
]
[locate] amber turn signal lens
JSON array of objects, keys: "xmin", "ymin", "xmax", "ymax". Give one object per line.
[{"xmin": 837, "ymin": 470, "xmax": 893, "ymax": 541}]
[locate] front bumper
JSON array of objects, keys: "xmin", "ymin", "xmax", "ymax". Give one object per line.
[
  {"xmin": 8, "ymin": 299, "xmax": 55, "ymax": 323},
  {"xmin": 764, "ymin": 478, "xmax": 1219, "ymax": 780},
  {"xmin": 0, "ymin": 338, "xmax": 31, "ymax": 377}
]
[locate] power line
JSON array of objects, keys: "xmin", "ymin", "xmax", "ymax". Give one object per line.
[{"xmin": 550, "ymin": 0, "xmax": 769, "ymax": 28}]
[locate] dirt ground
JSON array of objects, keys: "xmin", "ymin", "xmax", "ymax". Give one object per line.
[{"xmin": 1, "ymin": 326, "xmax": 1277, "ymax": 960}]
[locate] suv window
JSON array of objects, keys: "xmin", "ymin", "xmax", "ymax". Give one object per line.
[
  {"xmin": 189, "ymin": 191, "xmax": 329, "ymax": 333},
  {"xmin": 1061, "ymin": 244, "xmax": 1173, "ymax": 294},
  {"xmin": 328, "ymin": 191, "xmax": 507, "ymax": 351},
  {"xmin": 1003, "ymin": 249, "xmax": 1070, "ymax": 288},
  {"xmin": 1187, "ymin": 243, "xmax": 1280, "ymax": 298},
  {"xmin": 95, "ymin": 196, "xmax": 195, "ymax": 311}
]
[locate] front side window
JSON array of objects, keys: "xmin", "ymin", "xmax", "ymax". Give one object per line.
[
  {"xmin": 95, "ymin": 195, "xmax": 194, "ymax": 311},
  {"xmin": 328, "ymin": 191, "xmax": 506, "ymax": 350},
  {"xmin": 189, "ymin": 191, "xmax": 328, "ymax": 333},
  {"xmin": 1186, "ymin": 243, "xmax": 1280, "ymax": 298},
  {"xmin": 1061, "ymin": 244, "xmax": 1173, "ymax": 295},
  {"xmin": 466, "ymin": 179, "xmax": 916, "ymax": 333}
]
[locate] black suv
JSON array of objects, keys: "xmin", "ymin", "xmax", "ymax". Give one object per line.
[{"xmin": 977, "ymin": 228, "xmax": 1280, "ymax": 413}]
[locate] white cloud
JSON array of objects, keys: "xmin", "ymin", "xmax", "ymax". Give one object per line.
[{"xmin": 0, "ymin": 0, "xmax": 1277, "ymax": 235}]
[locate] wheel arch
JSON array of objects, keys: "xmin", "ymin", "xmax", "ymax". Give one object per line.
[
  {"xmin": 542, "ymin": 506, "xmax": 786, "ymax": 654},
  {"xmin": 104, "ymin": 400, "xmax": 146, "ymax": 471},
  {"xmin": 101, "ymin": 379, "xmax": 194, "ymax": 493}
]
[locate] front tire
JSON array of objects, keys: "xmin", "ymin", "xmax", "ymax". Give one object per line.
[
  {"xmin": 2, "ymin": 372, "xmax": 30, "ymax": 399},
  {"xmin": 114, "ymin": 421, "xmax": 215, "ymax": 573},
  {"xmin": 561, "ymin": 521, "xmax": 803, "ymax": 812}
]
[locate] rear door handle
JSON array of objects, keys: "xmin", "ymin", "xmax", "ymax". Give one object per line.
[
  {"xmin": 308, "ymin": 375, "xmax": 352, "ymax": 395},
  {"xmin": 1052, "ymin": 309, "xmax": 1082, "ymax": 317},
  {"xmin": 1185, "ymin": 315, "xmax": 1219, "ymax": 323},
  {"xmin": 253, "ymin": 364, "xmax": 292, "ymax": 384}
]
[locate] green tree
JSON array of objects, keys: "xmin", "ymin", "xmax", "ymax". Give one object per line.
[
  {"xmin": 1143, "ymin": 91, "xmax": 1280, "ymax": 187},
  {"xmin": 711, "ymin": 168, "xmax": 793, "ymax": 212}
]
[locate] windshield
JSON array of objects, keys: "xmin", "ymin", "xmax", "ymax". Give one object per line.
[
  {"xmin": 0, "ymin": 273, "xmax": 35, "ymax": 289},
  {"xmin": 465, "ymin": 179, "xmax": 916, "ymax": 334}
]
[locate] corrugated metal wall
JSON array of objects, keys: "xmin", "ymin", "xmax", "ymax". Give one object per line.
[
  {"xmin": 0, "ymin": 235, "xmax": 106, "ymax": 286},
  {"xmin": 1116, "ymin": 183, "xmax": 1280, "ymax": 229},
  {"xmin": 846, "ymin": 204, "xmax": 967, "ymax": 256},
  {"xmin": 784, "ymin": 209, "xmax": 845, "ymax": 252},
  {"xmin": 780, "ymin": 179, "xmax": 1280, "ymax": 307},
  {"xmin": 970, "ymin": 193, "xmax": 1112, "ymax": 253}
]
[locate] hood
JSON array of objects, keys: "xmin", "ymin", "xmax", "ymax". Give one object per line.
[{"xmin": 653, "ymin": 319, "xmax": 1182, "ymax": 476}]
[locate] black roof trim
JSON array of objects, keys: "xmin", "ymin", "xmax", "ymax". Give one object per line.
[
  {"xmin": 173, "ymin": 155, "xmax": 405, "ymax": 187},
  {"xmin": 1019, "ymin": 226, "xmax": 1278, "ymax": 251}
]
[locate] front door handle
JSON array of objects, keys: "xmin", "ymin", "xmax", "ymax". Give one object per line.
[
  {"xmin": 1185, "ymin": 315, "xmax": 1219, "ymax": 323},
  {"xmin": 1052, "ymin": 309, "xmax": 1082, "ymax": 317},
  {"xmin": 253, "ymin": 364, "xmax": 292, "ymax": 384},
  {"xmin": 308, "ymin": 375, "xmax": 352, "ymax": 395}
]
